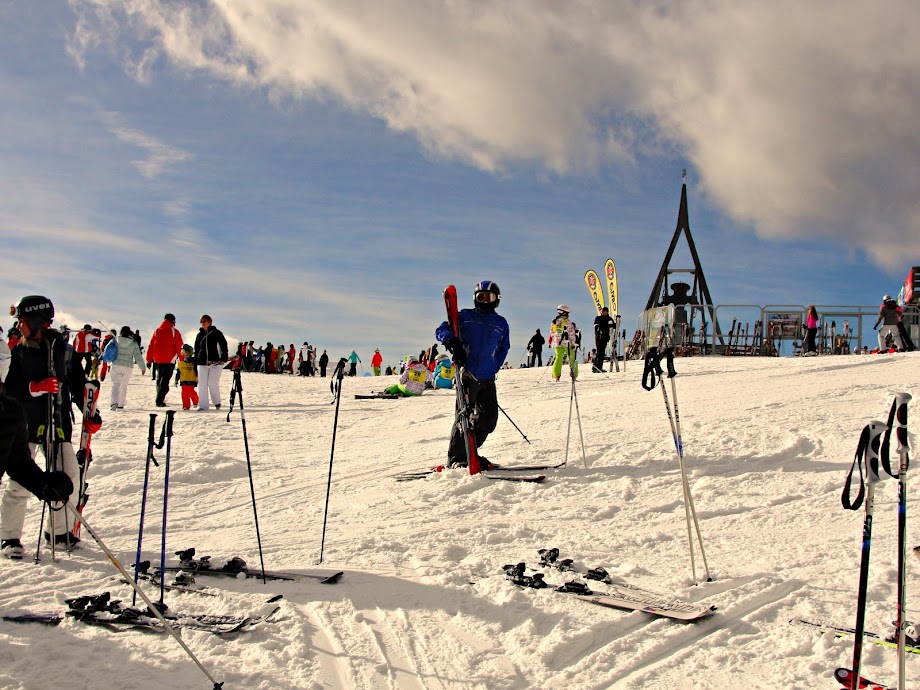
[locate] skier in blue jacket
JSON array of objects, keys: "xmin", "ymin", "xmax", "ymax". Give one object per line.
[{"xmin": 435, "ymin": 280, "xmax": 510, "ymax": 469}]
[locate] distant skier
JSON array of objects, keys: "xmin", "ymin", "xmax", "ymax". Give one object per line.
[
  {"xmin": 146, "ymin": 313, "xmax": 184, "ymax": 407},
  {"xmin": 371, "ymin": 349, "xmax": 383, "ymax": 376},
  {"xmin": 436, "ymin": 280, "xmax": 510, "ymax": 469},
  {"xmin": 347, "ymin": 349, "xmax": 361, "ymax": 377},
  {"xmin": 526, "ymin": 328, "xmax": 545, "ymax": 368},
  {"xmin": 319, "ymin": 350, "xmax": 329, "ymax": 377},
  {"xmin": 803, "ymin": 305, "xmax": 819, "ymax": 356},
  {"xmin": 873, "ymin": 295, "xmax": 904, "ymax": 352},
  {"xmin": 593, "ymin": 307, "xmax": 615, "ymax": 372},
  {"xmin": 549, "ymin": 305, "xmax": 579, "ymax": 381}
]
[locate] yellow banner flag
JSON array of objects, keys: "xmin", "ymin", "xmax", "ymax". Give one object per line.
[
  {"xmin": 604, "ymin": 258, "xmax": 618, "ymax": 316},
  {"xmin": 584, "ymin": 269, "xmax": 604, "ymax": 315}
]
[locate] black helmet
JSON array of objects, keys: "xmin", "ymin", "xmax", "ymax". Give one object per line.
[
  {"xmin": 10, "ymin": 295, "xmax": 54, "ymax": 327},
  {"xmin": 473, "ymin": 280, "xmax": 501, "ymax": 312}
]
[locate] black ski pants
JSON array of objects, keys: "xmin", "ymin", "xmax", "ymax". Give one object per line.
[
  {"xmin": 594, "ymin": 337, "xmax": 609, "ymax": 371},
  {"xmin": 448, "ymin": 377, "xmax": 498, "ymax": 464},
  {"xmin": 155, "ymin": 363, "xmax": 175, "ymax": 405}
]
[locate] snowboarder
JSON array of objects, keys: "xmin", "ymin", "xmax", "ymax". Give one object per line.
[
  {"xmin": 436, "ymin": 280, "xmax": 510, "ymax": 468},
  {"xmin": 1, "ymin": 296, "xmax": 102, "ymax": 556}
]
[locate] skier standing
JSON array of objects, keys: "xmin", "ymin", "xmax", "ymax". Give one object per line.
[
  {"xmin": 874, "ymin": 295, "xmax": 905, "ymax": 352},
  {"xmin": 526, "ymin": 328, "xmax": 545, "ymax": 368},
  {"xmin": 146, "ymin": 313, "xmax": 183, "ymax": 407},
  {"xmin": 371, "ymin": 349, "xmax": 383, "ymax": 376},
  {"xmin": 550, "ymin": 305, "xmax": 579, "ymax": 381},
  {"xmin": 193, "ymin": 315, "xmax": 228, "ymax": 411},
  {"xmin": 299, "ymin": 342, "xmax": 310, "ymax": 376},
  {"xmin": 436, "ymin": 280, "xmax": 510, "ymax": 468},
  {"xmin": 319, "ymin": 350, "xmax": 329, "ymax": 377},
  {"xmin": 72, "ymin": 325, "xmax": 94, "ymax": 376},
  {"xmin": 593, "ymin": 307, "xmax": 615, "ymax": 372},
  {"xmin": 0, "ymin": 341, "xmax": 73, "ymax": 529},
  {"xmin": 348, "ymin": 349, "xmax": 361, "ymax": 377},
  {"xmin": 1, "ymin": 296, "xmax": 102, "ymax": 556}
]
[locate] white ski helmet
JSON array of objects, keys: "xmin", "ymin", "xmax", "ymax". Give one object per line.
[{"xmin": 557, "ymin": 304, "xmax": 571, "ymax": 315}]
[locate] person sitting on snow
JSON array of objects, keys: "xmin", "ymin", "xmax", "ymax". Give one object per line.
[
  {"xmin": 383, "ymin": 356, "xmax": 433, "ymax": 397},
  {"xmin": 432, "ymin": 354, "xmax": 455, "ymax": 389}
]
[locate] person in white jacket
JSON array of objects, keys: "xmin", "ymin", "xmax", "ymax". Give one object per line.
[{"xmin": 105, "ymin": 326, "xmax": 147, "ymax": 410}]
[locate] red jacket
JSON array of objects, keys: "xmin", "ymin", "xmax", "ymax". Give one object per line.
[
  {"xmin": 73, "ymin": 330, "xmax": 94, "ymax": 354},
  {"xmin": 371, "ymin": 351, "xmax": 383, "ymax": 367},
  {"xmin": 146, "ymin": 320, "xmax": 184, "ymax": 365}
]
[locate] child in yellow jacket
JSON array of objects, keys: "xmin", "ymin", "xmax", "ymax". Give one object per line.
[{"xmin": 177, "ymin": 345, "xmax": 200, "ymax": 410}]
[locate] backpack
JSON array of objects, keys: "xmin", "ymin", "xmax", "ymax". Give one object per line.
[{"xmin": 101, "ymin": 339, "xmax": 118, "ymax": 364}]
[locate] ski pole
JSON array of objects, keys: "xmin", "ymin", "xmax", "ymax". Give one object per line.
[
  {"xmin": 892, "ymin": 393, "xmax": 912, "ymax": 690},
  {"xmin": 227, "ymin": 369, "xmax": 267, "ymax": 584},
  {"xmin": 497, "ymin": 404, "xmax": 530, "ymax": 444},
  {"xmin": 842, "ymin": 420, "xmax": 887, "ymax": 689},
  {"xmin": 319, "ymin": 360, "xmax": 346, "ymax": 563},
  {"xmin": 64, "ymin": 502, "xmax": 224, "ymax": 689},
  {"xmin": 563, "ymin": 348, "xmax": 587, "ymax": 469},
  {"xmin": 133, "ymin": 414, "xmax": 159, "ymax": 606},
  {"xmin": 158, "ymin": 410, "xmax": 175, "ymax": 608}
]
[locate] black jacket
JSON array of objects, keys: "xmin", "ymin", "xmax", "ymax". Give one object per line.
[
  {"xmin": 5, "ymin": 330, "xmax": 88, "ymax": 443},
  {"xmin": 527, "ymin": 332, "xmax": 545, "ymax": 353},
  {"xmin": 193, "ymin": 326, "xmax": 229, "ymax": 365},
  {"xmin": 0, "ymin": 393, "xmax": 46, "ymax": 498},
  {"xmin": 594, "ymin": 314, "xmax": 616, "ymax": 341}
]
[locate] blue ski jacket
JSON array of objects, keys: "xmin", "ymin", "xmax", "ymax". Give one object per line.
[{"xmin": 436, "ymin": 308, "xmax": 510, "ymax": 381}]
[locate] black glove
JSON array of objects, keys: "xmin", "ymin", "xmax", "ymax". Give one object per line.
[
  {"xmin": 40, "ymin": 471, "xmax": 74, "ymax": 503},
  {"xmin": 445, "ymin": 337, "xmax": 467, "ymax": 366}
]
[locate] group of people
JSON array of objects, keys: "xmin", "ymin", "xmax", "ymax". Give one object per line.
[
  {"xmin": 232, "ymin": 342, "xmax": 331, "ymax": 377},
  {"xmin": 801, "ymin": 296, "xmax": 915, "ymax": 356}
]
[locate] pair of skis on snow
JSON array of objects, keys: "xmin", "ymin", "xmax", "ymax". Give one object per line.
[
  {"xmin": 504, "ymin": 547, "xmax": 715, "ymax": 622},
  {"xmin": 3, "ymin": 591, "xmax": 282, "ymax": 636}
]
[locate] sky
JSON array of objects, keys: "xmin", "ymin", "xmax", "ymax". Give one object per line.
[{"xmin": 1, "ymin": 0, "xmax": 918, "ymax": 361}]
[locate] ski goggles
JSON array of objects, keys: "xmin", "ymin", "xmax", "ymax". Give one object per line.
[{"xmin": 475, "ymin": 291, "xmax": 497, "ymax": 304}]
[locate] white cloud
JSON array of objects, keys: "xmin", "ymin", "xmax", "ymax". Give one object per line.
[
  {"xmin": 98, "ymin": 110, "xmax": 192, "ymax": 178},
  {"xmin": 67, "ymin": 0, "xmax": 920, "ymax": 270}
]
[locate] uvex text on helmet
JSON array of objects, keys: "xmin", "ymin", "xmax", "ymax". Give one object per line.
[{"xmin": 10, "ymin": 295, "xmax": 54, "ymax": 322}]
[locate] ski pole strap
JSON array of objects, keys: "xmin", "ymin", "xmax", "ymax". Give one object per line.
[
  {"xmin": 154, "ymin": 411, "xmax": 175, "ymax": 450},
  {"xmin": 842, "ymin": 421, "xmax": 885, "ymax": 511},
  {"xmin": 880, "ymin": 397, "xmax": 899, "ymax": 478},
  {"xmin": 641, "ymin": 347, "xmax": 662, "ymax": 391}
]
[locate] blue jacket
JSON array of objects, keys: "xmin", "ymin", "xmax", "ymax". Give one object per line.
[{"xmin": 436, "ymin": 308, "xmax": 510, "ymax": 381}]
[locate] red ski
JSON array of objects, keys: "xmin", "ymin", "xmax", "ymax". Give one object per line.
[
  {"xmin": 444, "ymin": 285, "xmax": 482, "ymax": 475},
  {"xmin": 71, "ymin": 380, "xmax": 100, "ymax": 539},
  {"xmin": 835, "ymin": 667, "xmax": 893, "ymax": 689}
]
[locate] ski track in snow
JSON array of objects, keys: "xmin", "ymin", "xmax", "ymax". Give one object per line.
[{"xmin": 0, "ymin": 353, "xmax": 918, "ymax": 689}]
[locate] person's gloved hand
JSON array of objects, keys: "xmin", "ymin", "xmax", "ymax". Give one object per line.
[
  {"xmin": 445, "ymin": 337, "xmax": 466, "ymax": 366},
  {"xmin": 29, "ymin": 377, "xmax": 59, "ymax": 396},
  {"xmin": 40, "ymin": 471, "xmax": 73, "ymax": 502},
  {"xmin": 83, "ymin": 413, "xmax": 102, "ymax": 435}
]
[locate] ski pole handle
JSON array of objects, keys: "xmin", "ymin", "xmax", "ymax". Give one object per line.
[
  {"xmin": 164, "ymin": 409, "xmax": 175, "ymax": 438},
  {"xmin": 894, "ymin": 392, "xmax": 912, "ymax": 456},
  {"xmin": 866, "ymin": 420, "xmax": 888, "ymax": 484}
]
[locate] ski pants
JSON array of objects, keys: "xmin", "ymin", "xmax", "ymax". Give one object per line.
[
  {"xmin": 448, "ymin": 377, "xmax": 498, "ymax": 464},
  {"xmin": 197, "ymin": 364, "xmax": 224, "ymax": 410},
  {"xmin": 594, "ymin": 337, "xmax": 609, "ymax": 371},
  {"xmin": 154, "ymin": 363, "xmax": 175, "ymax": 405},
  {"xmin": 109, "ymin": 364, "xmax": 134, "ymax": 408},
  {"xmin": 552, "ymin": 345, "xmax": 579, "ymax": 379},
  {"xmin": 1, "ymin": 441, "xmax": 79, "ymax": 540},
  {"xmin": 804, "ymin": 327, "xmax": 818, "ymax": 353},
  {"xmin": 878, "ymin": 324, "xmax": 904, "ymax": 351},
  {"xmin": 528, "ymin": 351, "xmax": 543, "ymax": 368}
]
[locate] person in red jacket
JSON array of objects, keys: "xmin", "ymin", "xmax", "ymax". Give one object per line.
[
  {"xmin": 371, "ymin": 348, "xmax": 383, "ymax": 376},
  {"xmin": 72, "ymin": 324, "xmax": 94, "ymax": 376},
  {"xmin": 145, "ymin": 313, "xmax": 184, "ymax": 407}
]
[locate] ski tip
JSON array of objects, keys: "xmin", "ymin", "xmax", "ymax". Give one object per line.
[{"xmin": 320, "ymin": 571, "xmax": 344, "ymax": 584}]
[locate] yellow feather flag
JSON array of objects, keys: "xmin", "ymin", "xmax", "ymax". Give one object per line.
[
  {"xmin": 604, "ymin": 258, "xmax": 618, "ymax": 316},
  {"xmin": 584, "ymin": 269, "xmax": 605, "ymax": 315}
]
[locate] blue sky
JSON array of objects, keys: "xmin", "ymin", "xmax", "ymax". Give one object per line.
[{"xmin": 1, "ymin": 1, "xmax": 917, "ymax": 362}]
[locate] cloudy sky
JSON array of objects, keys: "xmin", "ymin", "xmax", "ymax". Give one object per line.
[{"xmin": 1, "ymin": 0, "xmax": 917, "ymax": 360}]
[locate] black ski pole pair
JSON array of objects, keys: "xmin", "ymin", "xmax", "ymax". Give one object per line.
[
  {"xmin": 133, "ymin": 410, "xmax": 174, "ymax": 609},
  {"xmin": 226, "ymin": 368, "xmax": 266, "ymax": 584},
  {"xmin": 641, "ymin": 332, "xmax": 710, "ymax": 583},
  {"xmin": 841, "ymin": 393, "xmax": 911, "ymax": 690}
]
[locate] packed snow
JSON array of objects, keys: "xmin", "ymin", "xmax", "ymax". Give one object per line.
[{"xmin": 0, "ymin": 352, "xmax": 918, "ymax": 690}]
